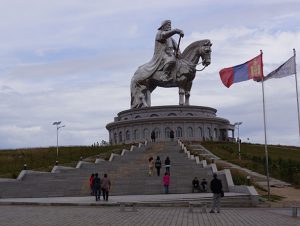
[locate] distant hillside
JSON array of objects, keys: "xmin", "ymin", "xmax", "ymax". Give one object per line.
[
  {"xmin": 200, "ymin": 142, "xmax": 300, "ymax": 186},
  {"xmin": 0, "ymin": 145, "xmax": 130, "ymax": 178}
]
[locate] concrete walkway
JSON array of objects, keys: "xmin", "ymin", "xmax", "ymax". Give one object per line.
[
  {"xmin": 0, "ymin": 193, "xmax": 247, "ymax": 206},
  {"xmin": 0, "ymin": 204, "xmax": 299, "ymax": 225},
  {"xmin": 0, "ymin": 193, "xmax": 299, "ymax": 225}
]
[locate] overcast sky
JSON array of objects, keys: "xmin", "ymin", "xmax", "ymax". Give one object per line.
[{"xmin": 1, "ymin": 0, "xmax": 300, "ymax": 149}]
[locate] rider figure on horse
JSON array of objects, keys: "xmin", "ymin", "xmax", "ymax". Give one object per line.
[{"xmin": 155, "ymin": 20, "xmax": 184, "ymax": 81}]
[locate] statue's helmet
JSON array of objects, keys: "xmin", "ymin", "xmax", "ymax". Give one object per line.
[{"xmin": 158, "ymin": 20, "xmax": 171, "ymax": 30}]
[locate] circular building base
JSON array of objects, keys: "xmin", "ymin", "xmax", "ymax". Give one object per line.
[{"xmin": 106, "ymin": 105, "xmax": 234, "ymax": 145}]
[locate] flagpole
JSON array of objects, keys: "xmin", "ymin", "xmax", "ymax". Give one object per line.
[
  {"xmin": 293, "ymin": 49, "xmax": 300, "ymax": 136},
  {"xmin": 260, "ymin": 50, "xmax": 270, "ymax": 201}
]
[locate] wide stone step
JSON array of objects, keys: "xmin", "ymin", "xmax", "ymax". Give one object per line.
[{"xmin": 0, "ymin": 142, "xmax": 233, "ymax": 199}]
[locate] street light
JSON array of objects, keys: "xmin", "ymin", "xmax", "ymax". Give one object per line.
[
  {"xmin": 234, "ymin": 122, "xmax": 242, "ymax": 160},
  {"xmin": 52, "ymin": 121, "xmax": 65, "ymax": 158}
]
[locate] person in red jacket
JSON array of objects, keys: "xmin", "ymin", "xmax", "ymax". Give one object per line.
[
  {"xmin": 89, "ymin": 173, "xmax": 94, "ymax": 195},
  {"xmin": 163, "ymin": 172, "xmax": 170, "ymax": 194}
]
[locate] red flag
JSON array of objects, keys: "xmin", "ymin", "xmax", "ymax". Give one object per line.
[{"xmin": 219, "ymin": 54, "xmax": 263, "ymax": 88}]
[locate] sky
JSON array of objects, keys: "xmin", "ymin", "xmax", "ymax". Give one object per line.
[{"xmin": 1, "ymin": 0, "xmax": 300, "ymax": 149}]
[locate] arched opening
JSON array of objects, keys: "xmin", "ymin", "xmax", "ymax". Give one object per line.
[
  {"xmin": 126, "ymin": 130, "xmax": 130, "ymax": 141},
  {"xmin": 187, "ymin": 127, "xmax": 194, "ymax": 138},
  {"xmin": 207, "ymin": 127, "xmax": 211, "ymax": 140},
  {"xmin": 118, "ymin": 131, "xmax": 122, "ymax": 143},
  {"xmin": 199, "ymin": 127, "xmax": 203, "ymax": 138},
  {"xmin": 134, "ymin": 129, "xmax": 139, "ymax": 140},
  {"xmin": 154, "ymin": 128, "xmax": 160, "ymax": 139},
  {"xmin": 114, "ymin": 132, "xmax": 117, "ymax": 144},
  {"xmin": 165, "ymin": 127, "xmax": 171, "ymax": 138},
  {"xmin": 143, "ymin": 128, "xmax": 149, "ymax": 139},
  {"xmin": 176, "ymin": 127, "xmax": 183, "ymax": 138},
  {"xmin": 213, "ymin": 128, "xmax": 217, "ymax": 139}
]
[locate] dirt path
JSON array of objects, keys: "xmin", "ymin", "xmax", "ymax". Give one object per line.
[{"xmin": 262, "ymin": 186, "xmax": 300, "ymax": 207}]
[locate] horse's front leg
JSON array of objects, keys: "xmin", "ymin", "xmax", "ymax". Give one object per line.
[
  {"xmin": 185, "ymin": 91, "xmax": 190, "ymax": 105},
  {"xmin": 146, "ymin": 90, "xmax": 151, "ymax": 107},
  {"xmin": 184, "ymin": 82, "xmax": 192, "ymax": 105},
  {"xmin": 179, "ymin": 88, "xmax": 185, "ymax": 105}
]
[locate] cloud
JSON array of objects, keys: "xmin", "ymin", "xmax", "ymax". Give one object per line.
[{"xmin": 0, "ymin": 1, "xmax": 300, "ymax": 148}]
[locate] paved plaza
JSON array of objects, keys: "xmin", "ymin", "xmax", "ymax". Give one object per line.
[
  {"xmin": 0, "ymin": 194, "xmax": 299, "ymax": 226},
  {"xmin": 0, "ymin": 205, "xmax": 299, "ymax": 226}
]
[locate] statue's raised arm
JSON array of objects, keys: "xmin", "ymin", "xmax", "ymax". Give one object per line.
[
  {"xmin": 130, "ymin": 20, "xmax": 212, "ymax": 109},
  {"xmin": 155, "ymin": 20, "xmax": 184, "ymax": 81}
]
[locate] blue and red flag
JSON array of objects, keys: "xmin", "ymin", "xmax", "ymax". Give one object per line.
[{"xmin": 219, "ymin": 54, "xmax": 263, "ymax": 88}]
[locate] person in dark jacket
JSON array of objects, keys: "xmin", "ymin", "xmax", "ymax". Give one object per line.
[
  {"xmin": 93, "ymin": 173, "xmax": 101, "ymax": 201},
  {"xmin": 201, "ymin": 178, "xmax": 208, "ymax": 192},
  {"xmin": 210, "ymin": 173, "xmax": 223, "ymax": 213},
  {"xmin": 192, "ymin": 177, "xmax": 200, "ymax": 192},
  {"xmin": 151, "ymin": 131, "xmax": 156, "ymax": 142},
  {"xmin": 155, "ymin": 156, "xmax": 162, "ymax": 176},
  {"xmin": 164, "ymin": 156, "xmax": 171, "ymax": 174},
  {"xmin": 170, "ymin": 130, "xmax": 174, "ymax": 141}
]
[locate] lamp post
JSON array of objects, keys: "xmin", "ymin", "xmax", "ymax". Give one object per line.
[
  {"xmin": 52, "ymin": 121, "xmax": 65, "ymax": 158},
  {"xmin": 234, "ymin": 122, "xmax": 242, "ymax": 160}
]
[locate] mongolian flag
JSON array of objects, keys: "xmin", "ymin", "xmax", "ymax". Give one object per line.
[{"xmin": 219, "ymin": 54, "xmax": 263, "ymax": 88}]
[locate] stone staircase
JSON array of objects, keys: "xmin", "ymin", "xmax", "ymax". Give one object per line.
[
  {"xmin": 110, "ymin": 142, "xmax": 216, "ymax": 195},
  {"xmin": 0, "ymin": 141, "xmax": 259, "ymax": 206}
]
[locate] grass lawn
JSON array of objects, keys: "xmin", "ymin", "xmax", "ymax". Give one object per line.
[
  {"xmin": 0, "ymin": 144, "xmax": 131, "ymax": 178},
  {"xmin": 200, "ymin": 142, "xmax": 300, "ymax": 186}
]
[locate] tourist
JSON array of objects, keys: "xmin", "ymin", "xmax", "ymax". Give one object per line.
[
  {"xmin": 101, "ymin": 173, "xmax": 111, "ymax": 201},
  {"xmin": 151, "ymin": 131, "xmax": 155, "ymax": 142},
  {"xmin": 164, "ymin": 156, "xmax": 171, "ymax": 174},
  {"xmin": 155, "ymin": 156, "xmax": 162, "ymax": 176},
  {"xmin": 209, "ymin": 173, "xmax": 223, "ymax": 213},
  {"xmin": 89, "ymin": 173, "xmax": 94, "ymax": 195},
  {"xmin": 201, "ymin": 178, "xmax": 208, "ymax": 192},
  {"xmin": 148, "ymin": 156, "xmax": 154, "ymax": 176},
  {"xmin": 93, "ymin": 173, "xmax": 101, "ymax": 201},
  {"xmin": 163, "ymin": 172, "xmax": 170, "ymax": 194},
  {"xmin": 192, "ymin": 177, "xmax": 201, "ymax": 193},
  {"xmin": 170, "ymin": 130, "xmax": 174, "ymax": 141}
]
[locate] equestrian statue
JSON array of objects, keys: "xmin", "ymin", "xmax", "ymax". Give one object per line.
[{"xmin": 130, "ymin": 20, "xmax": 212, "ymax": 109}]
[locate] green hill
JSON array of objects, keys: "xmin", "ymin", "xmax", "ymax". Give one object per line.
[
  {"xmin": 1, "ymin": 142, "xmax": 299, "ymax": 187},
  {"xmin": 0, "ymin": 145, "xmax": 130, "ymax": 178},
  {"xmin": 201, "ymin": 142, "xmax": 300, "ymax": 186}
]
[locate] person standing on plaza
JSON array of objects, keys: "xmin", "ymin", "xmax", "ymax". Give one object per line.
[
  {"xmin": 89, "ymin": 173, "xmax": 95, "ymax": 195},
  {"xmin": 101, "ymin": 173, "xmax": 111, "ymax": 201},
  {"xmin": 155, "ymin": 156, "xmax": 162, "ymax": 176},
  {"xmin": 93, "ymin": 173, "xmax": 101, "ymax": 201},
  {"xmin": 164, "ymin": 156, "xmax": 171, "ymax": 174},
  {"xmin": 210, "ymin": 173, "xmax": 223, "ymax": 213},
  {"xmin": 163, "ymin": 172, "xmax": 170, "ymax": 194},
  {"xmin": 148, "ymin": 156, "xmax": 154, "ymax": 176}
]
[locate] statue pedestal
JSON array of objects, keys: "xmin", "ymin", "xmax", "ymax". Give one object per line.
[{"xmin": 106, "ymin": 105, "xmax": 234, "ymax": 144}]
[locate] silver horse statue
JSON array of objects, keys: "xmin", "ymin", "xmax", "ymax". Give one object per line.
[{"xmin": 130, "ymin": 39, "xmax": 212, "ymax": 108}]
